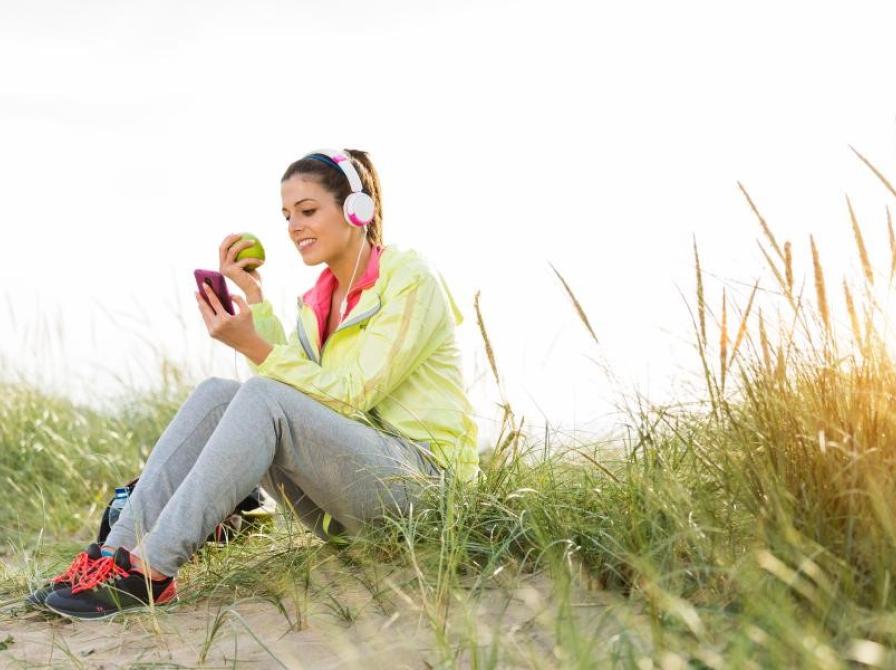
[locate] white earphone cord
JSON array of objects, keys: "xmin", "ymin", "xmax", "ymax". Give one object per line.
[{"xmin": 339, "ymin": 231, "xmax": 366, "ymax": 323}]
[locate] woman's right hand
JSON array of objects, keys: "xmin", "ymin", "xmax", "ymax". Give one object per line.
[{"xmin": 219, "ymin": 233, "xmax": 264, "ymax": 301}]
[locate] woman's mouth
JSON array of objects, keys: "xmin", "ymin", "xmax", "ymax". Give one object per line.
[{"xmin": 298, "ymin": 238, "xmax": 317, "ymax": 252}]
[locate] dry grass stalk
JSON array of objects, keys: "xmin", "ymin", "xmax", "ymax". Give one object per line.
[
  {"xmin": 739, "ymin": 181, "xmax": 784, "ymax": 261},
  {"xmin": 694, "ymin": 235, "xmax": 707, "ymax": 347},
  {"xmin": 758, "ymin": 241, "xmax": 795, "ymax": 310},
  {"xmin": 862, "ymin": 303, "xmax": 876, "ymax": 354},
  {"xmin": 810, "ymin": 235, "xmax": 831, "ymax": 336},
  {"xmin": 774, "ymin": 344, "xmax": 786, "ymax": 383},
  {"xmin": 548, "ymin": 262, "xmax": 599, "ymax": 345},
  {"xmin": 888, "ymin": 206, "xmax": 896, "ymax": 283},
  {"xmin": 473, "ymin": 290, "xmax": 519, "ymax": 449},
  {"xmin": 729, "ymin": 279, "xmax": 760, "ymax": 369},
  {"xmin": 784, "ymin": 241, "xmax": 794, "ymax": 297},
  {"xmin": 495, "ymin": 415, "xmax": 525, "ymax": 462},
  {"xmin": 843, "ymin": 279, "xmax": 863, "ymax": 349},
  {"xmin": 850, "ymin": 145, "xmax": 896, "ymax": 199},
  {"xmin": 846, "ymin": 194, "xmax": 874, "ymax": 287},
  {"xmin": 720, "ymin": 288, "xmax": 729, "ymax": 389},
  {"xmin": 758, "ymin": 308, "xmax": 773, "ymax": 373},
  {"xmin": 473, "ymin": 290, "xmax": 503, "ymax": 390}
]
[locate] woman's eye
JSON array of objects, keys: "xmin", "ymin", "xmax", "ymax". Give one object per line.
[{"xmin": 302, "ymin": 209, "xmax": 316, "ymax": 217}]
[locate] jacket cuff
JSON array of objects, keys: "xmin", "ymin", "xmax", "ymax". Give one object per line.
[
  {"xmin": 255, "ymin": 343, "xmax": 289, "ymax": 376},
  {"xmin": 250, "ymin": 299, "xmax": 274, "ymax": 317}
]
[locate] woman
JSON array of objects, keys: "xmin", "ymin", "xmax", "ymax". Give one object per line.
[{"xmin": 30, "ymin": 148, "xmax": 479, "ymax": 620}]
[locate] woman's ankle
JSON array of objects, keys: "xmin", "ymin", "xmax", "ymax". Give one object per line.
[{"xmin": 129, "ymin": 551, "xmax": 169, "ymax": 581}]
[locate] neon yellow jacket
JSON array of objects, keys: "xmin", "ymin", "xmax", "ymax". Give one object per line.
[{"xmin": 245, "ymin": 245, "xmax": 479, "ymax": 482}]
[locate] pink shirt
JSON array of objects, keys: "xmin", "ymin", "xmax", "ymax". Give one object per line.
[{"xmin": 300, "ymin": 244, "xmax": 385, "ymax": 349}]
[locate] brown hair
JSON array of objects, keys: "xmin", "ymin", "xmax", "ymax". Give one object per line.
[{"xmin": 281, "ymin": 149, "xmax": 384, "ymax": 246}]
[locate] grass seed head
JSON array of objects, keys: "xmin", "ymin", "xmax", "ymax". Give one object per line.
[
  {"xmin": 784, "ymin": 241, "xmax": 794, "ymax": 297},
  {"xmin": 729, "ymin": 280, "xmax": 759, "ymax": 371},
  {"xmin": 810, "ymin": 234, "xmax": 831, "ymax": 336},
  {"xmin": 694, "ymin": 235, "xmax": 707, "ymax": 347},
  {"xmin": 846, "ymin": 194, "xmax": 874, "ymax": 287},
  {"xmin": 887, "ymin": 206, "xmax": 895, "ymax": 284},
  {"xmin": 739, "ymin": 181, "xmax": 784, "ymax": 261},
  {"xmin": 842, "ymin": 279, "xmax": 863, "ymax": 351}
]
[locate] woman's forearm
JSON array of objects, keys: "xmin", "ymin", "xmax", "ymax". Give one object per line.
[{"xmin": 240, "ymin": 334, "xmax": 275, "ymax": 367}]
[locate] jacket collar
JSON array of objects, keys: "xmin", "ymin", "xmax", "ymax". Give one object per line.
[
  {"xmin": 302, "ymin": 244, "xmax": 384, "ymax": 305},
  {"xmin": 301, "ymin": 244, "xmax": 385, "ymax": 341}
]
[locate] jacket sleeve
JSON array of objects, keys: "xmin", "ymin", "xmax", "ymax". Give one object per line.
[
  {"xmin": 252, "ymin": 269, "xmax": 452, "ymax": 418},
  {"xmin": 245, "ymin": 299, "xmax": 288, "ymax": 375}
]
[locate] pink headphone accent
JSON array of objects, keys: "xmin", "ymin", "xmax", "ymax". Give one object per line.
[{"xmin": 305, "ymin": 148, "xmax": 375, "ymax": 229}]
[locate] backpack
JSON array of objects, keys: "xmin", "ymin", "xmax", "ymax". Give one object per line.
[{"xmin": 96, "ymin": 476, "xmax": 273, "ymax": 546}]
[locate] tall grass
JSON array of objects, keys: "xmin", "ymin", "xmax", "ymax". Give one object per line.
[{"xmin": 3, "ymin": 148, "xmax": 896, "ymax": 667}]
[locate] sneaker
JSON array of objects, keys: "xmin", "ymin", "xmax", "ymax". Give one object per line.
[
  {"xmin": 44, "ymin": 546, "xmax": 177, "ymax": 621},
  {"xmin": 25, "ymin": 543, "xmax": 104, "ymax": 608}
]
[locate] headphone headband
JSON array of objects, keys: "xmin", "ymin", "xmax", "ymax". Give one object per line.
[{"xmin": 305, "ymin": 148, "xmax": 364, "ymax": 193}]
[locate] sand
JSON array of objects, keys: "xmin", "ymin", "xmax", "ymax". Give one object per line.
[
  {"xmin": 1, "ymin": 597, "xmax": 431, "ymax": 668},
  {"xmin": 0, "ymin": 564, "xmax": 633, "ymax": 668}
]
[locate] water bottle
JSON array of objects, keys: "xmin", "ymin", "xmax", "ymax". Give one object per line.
[{"xmin": 107, "ymin": 486, "xmax": 130, "ymax": 527}]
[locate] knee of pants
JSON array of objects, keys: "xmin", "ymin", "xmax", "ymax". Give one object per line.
[
  {"xmin": 194, "ymin": 376, "xmax": 242, "ymax": 406},
  {"xmin": 238, "ymin": 375, "xmax": 306, "ymax": 409}
]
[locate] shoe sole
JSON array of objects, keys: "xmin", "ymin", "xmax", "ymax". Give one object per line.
[
  {"xmin": 44, "ymin": 595, "xmax": 179, "ymax": 622},
  {"xmin": 25, "ymin": 599, "xmax": 52, "ymax": 611}
]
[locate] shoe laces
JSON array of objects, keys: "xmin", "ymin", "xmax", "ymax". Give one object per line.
[
  {"xmin": 50, "ymin": 551, "xmax": 94, "ymax": 585},
  {"xmin": 70, "ymin": 555, "xmax": 130, "ymax": 594}
]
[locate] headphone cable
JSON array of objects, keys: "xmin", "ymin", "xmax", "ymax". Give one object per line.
[{"xmin": 339, "ymin": 232, "xmax": 367, "ymax": 324}]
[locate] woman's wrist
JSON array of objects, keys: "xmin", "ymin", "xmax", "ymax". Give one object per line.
[
  {"xmin": 246, "ymin": 290, "xmax": 263, "ymax": 305},
  {"xmin": 242, "ymin": 334, "xmax": 274, "ymax": 366}
]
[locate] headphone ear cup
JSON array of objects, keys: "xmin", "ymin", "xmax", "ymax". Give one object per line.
[{"xmin": 343, "ymin": 192, "xmax": 375, "ymax": 228}]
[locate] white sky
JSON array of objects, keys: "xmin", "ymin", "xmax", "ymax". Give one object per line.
[{"xmin": 3, "ymin": 1, "xmax": 896, "ymax": 449}]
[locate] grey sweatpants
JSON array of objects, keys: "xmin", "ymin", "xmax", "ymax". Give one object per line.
[{"xmin": 104, "ymin": 376, "xmax": 442, "ymax": 577}]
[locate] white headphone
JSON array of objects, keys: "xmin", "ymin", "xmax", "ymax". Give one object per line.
[{"xmin": 303, "ymin": 149, "xmax": 376, "ymax": 228}]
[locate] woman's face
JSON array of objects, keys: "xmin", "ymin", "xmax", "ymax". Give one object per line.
[{"xmin": 281, "ymin": 175, "xmax": 355, "ymax": 266}]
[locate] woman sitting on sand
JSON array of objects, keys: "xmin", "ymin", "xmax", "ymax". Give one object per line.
[{"xmin": 28, "ymin": 148, "xmax": 480, "ymax": 620}]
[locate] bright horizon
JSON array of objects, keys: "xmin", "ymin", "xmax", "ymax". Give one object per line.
[{"xmin": 3, "ymin": 1, "xmax": 896, "ymax": 449}]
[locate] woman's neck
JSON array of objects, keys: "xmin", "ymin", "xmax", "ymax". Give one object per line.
[{"xmin": 330, "ymin": 235, "xmax": 372, "ymax": 293}]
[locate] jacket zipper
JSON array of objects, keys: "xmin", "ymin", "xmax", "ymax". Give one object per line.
[
  {"xmin": 296, "ymin": 294, "xmax": 382, "ymax": 365},
  {"xmin": 295, "ymin": 298, "xmax": 320, "ymax": 364},
  {"xmin": 319, "ymin": 295, "xmax": 382, "ymax": 362},
  {"xmin": 296, "ymin": 296, "xmax": 320, "ymax": 365},
  {"xmin": 333, "ymin": 295, "xmax": 382, "ymax": 333}
]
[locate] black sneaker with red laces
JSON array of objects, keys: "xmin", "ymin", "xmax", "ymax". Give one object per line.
[
  {"xmin": 44, "ymin": 546, "xmax": 177, "ymax": 620},
  {"xmin": 25, "ymin": 543, "xmax": 104, "ymax": 608}
]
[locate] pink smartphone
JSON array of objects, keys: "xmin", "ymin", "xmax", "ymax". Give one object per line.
[{"xmin": 194, "ymin": 269, "xmax": 235, "ymax": 316}]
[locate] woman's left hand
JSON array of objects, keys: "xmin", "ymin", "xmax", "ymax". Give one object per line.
[{"xmin": 195, "ymin": 285, "xmax": 257, "ymax": 350}]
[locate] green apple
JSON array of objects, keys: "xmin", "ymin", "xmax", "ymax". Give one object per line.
[{"xmin": 235, "ymin": 233, "xmax": 265, "ymax": 272}]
